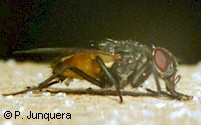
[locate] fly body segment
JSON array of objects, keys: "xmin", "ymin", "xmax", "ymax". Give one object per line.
[{"xmin": 3, "ymin": 39, "xmax": 192, "ymax": 102}]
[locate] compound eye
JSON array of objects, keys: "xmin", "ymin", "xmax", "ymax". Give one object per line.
[{"xmin": 153, "ymin": 48, "xmax": 171, "ymax": 72}]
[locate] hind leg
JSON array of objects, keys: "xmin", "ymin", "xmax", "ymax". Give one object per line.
[{"xmin": 3, "ymin": 65, "xmax": 106, "ymax": 96}]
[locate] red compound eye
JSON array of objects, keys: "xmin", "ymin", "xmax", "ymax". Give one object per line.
[{"xmin": 154, "ymin": 48, "xmax": 171, "ymax": 72}]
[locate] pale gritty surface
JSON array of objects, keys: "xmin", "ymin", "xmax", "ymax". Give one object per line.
[{"xmin": 0, "ymin": 59, "xmax": 201, "ymax": 125}]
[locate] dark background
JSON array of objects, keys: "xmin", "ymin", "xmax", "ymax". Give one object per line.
[{"xmin": 0, "ymin": 0, "xmax": 200, "ymax": 64}]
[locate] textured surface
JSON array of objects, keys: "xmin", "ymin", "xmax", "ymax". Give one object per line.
[{"xmin": 0, "ymin": 59, "xmax": 201, "ymax": 125}]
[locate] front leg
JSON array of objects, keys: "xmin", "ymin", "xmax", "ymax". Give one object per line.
[
  {"xmin": 151, "ymin": 73, "xmax": 192, "ymax": 100},
  {"xmin": 164, "ymin": 79, "xmax": 192, "ymax": 100},
  {"xmin": 153, "ymin": 74, "xmax": 162, "ymax": 94}
]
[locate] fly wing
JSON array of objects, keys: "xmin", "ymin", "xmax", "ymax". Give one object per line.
[
  {"xmin": 13, "ymin": 47, "xmax": 90, "ymax": 54},
  {"xmin": 13, "ymin": 47, "xmax": 100, "ymax": 63}
]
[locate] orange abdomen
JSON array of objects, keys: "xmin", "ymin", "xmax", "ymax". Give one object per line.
[{"xmin": 52, "ymin": 51, "xmax": 121, "ymax": 79}]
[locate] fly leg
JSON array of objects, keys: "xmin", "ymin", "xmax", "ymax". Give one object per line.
[
  {"xmin": 3, "ymin": 65, "xmax": 108, "ymax": 96},
  {"xmin": 163, "ymin": 79, "xmax": 192, "ymax": 100},
  {"xmin": 3, "ymin": 67, "xmax": 71, "ymax": 96},
  {"xmin": 150, "ymin": 70, "xmax": 192, "ymax": 100},
  {"xmin": 95, "ymin": 56, "xmax": 123, "ymax": 103},
  {"xmin": 128, "ymin": 60, "xmax": 152, "ymax": 89},
  {"xmin": 125, "ymin": 60, "xmax": 165, "ymax": 97},
  {"xmin": 2, "ymin": 76, "xmax": 61, "ymax": 96},
  {"xmin": 51, "ymin": 64, "xmax": 123, "ymax": 103},
  {"xmin": 152, "ymin": 74, "xmax": 162, "ymax": 94}
]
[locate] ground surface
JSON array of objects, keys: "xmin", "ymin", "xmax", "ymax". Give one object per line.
[{"xmin": 0, "ymin": 59, "xmax": 201, "ymax": 125}]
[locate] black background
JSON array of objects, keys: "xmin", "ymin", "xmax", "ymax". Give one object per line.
[{"xmin": 0, "ymin": 0, "xmax": 200, "ymax": 64}]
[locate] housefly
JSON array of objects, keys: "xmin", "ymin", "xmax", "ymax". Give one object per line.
[{"xmin": 3, "ymin": 39, "xmax": 192, "ymax": 103}]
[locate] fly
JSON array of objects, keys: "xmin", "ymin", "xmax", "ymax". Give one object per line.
[{"xmin": 3, "ymin": 39, "xmax": 192, "ymax": 103}]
